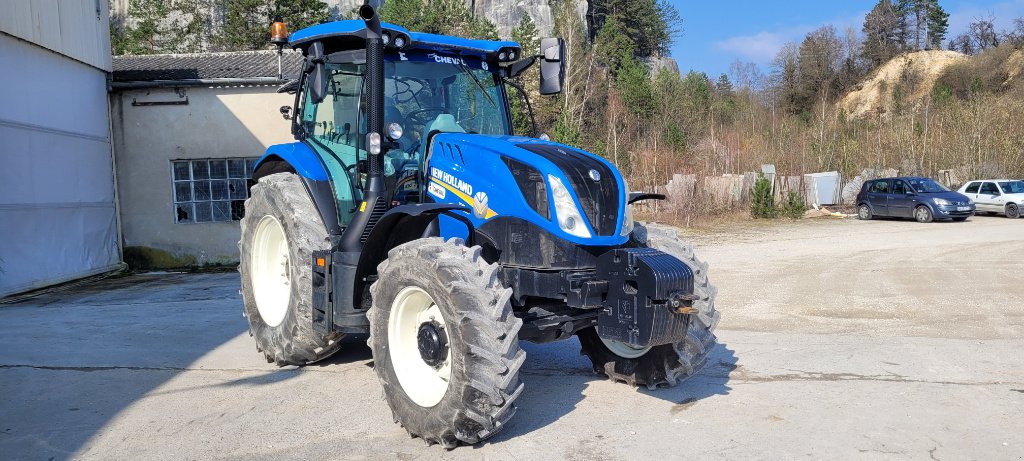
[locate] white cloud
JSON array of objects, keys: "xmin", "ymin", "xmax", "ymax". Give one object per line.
[
  {"xmin": 714, "ymin": 30, "xmax": 799, "ymax": 62},
  {"xmin": 947, "ymin": 0, "xmax": 1024, "ymax": 37},
  {"xmin": 712, "ymin": 12, "xmax": 866, "ymax": 65}
]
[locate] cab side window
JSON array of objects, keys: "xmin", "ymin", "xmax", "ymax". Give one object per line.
[
  {"xmin": 300, "ymin": 64, "xmax": 366, "ymax": 227},
  {"xmin": 980, "ymin": 182, "xmax": 999, "ymax": 195},
  {"xmin": 892, "ymin": 181, "xmax": 907, "ymax": 195},
  {"xmin": 872, "ymin": 181, "xmax": 890, "ymax": 193},
  {"xmin": 965, "ymin": 182, "xmax": 980, "ymax": 193}
]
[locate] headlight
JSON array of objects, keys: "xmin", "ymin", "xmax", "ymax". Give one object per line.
[
  {"xmin": 620, "ymin": 178, "xmax": 634, "ymax": 236},
  {"xmin": 934, "ymin": 198, "xmax": 950, "ymax": 206},
  {"xmin": 548, "ymin": 174, "xmax": 592, "ymax": 238},
  {"xmin": 387, "ymin": 122, "xmax": 403, "ymax": 141},
  {"xmin": 968, "ymin": 198, "xmax": 975, "ymax": 205}
]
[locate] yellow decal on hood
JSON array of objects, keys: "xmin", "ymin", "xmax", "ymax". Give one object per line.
[{"xmin": 429, "ymin": 177, "xmax": 497, "ymax": 219}]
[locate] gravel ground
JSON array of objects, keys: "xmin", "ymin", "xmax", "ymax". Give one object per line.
[
  {"xmin": 1, "ymin": 215, "xmax": 1022, "ymax": 460},
  {"xmin": 678, "ymin": 216, "xmax": 1024, "ymax": 339}
]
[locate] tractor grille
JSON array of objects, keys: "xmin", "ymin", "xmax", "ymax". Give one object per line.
[{"xmin": 516, "ymin": 143, "xmax": 619, "ymax": 236}]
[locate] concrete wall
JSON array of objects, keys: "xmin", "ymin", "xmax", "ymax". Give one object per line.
[
  {"xmin": 1, "ymin": 0, "xmax": 112, "ymax": 72},
  {"xmin": 110, "ymin": 85, "xmax": 294, "ymax": 267}
]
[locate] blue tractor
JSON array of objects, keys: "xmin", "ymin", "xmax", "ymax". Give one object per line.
[{"xmin": 240, "ymin": 2, "xmax": 719, "ymax": 448}]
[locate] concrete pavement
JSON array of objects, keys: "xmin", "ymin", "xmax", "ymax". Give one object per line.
[{"xmin": 1, "ymin": 272, "xmax": 1022, "ymax": 460}]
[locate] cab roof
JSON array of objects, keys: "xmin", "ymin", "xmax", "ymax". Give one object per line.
[{"xmin": 288, "ymin": 19, "xmax": 520, "ymax": 60}]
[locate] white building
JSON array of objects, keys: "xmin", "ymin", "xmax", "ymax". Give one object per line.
[
  {"xmin": 0, "ymin": 1, "xmax": 121, "ymax": 297},
  {"xmin": 109, "ymin": 50, "xmax": 301, "ymax": 268}
]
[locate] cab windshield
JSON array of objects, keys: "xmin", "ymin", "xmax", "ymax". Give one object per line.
[{"xmin": 385, "ymin": 52, "xmax": 512, "ymax": 155}]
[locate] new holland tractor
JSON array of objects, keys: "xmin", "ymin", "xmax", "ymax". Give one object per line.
[{"xmin": 240, "ymin": 2, "xmax": 719, "ymax": 448}]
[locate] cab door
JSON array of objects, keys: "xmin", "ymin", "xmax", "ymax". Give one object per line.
[
  {"xmin": 962, "ymin": 182, "xmax": 980, "ymax": 207},
  {"xmin": 978, "ymin": 182, "xmax": 1001, "ymax": 212},
  {"xmin": 887, "ymin": 180, "xmax": 914, "ymax": 217},
  {"xmin": 867, "ymin": 180, "xmax": 891, "ymax": 216}
]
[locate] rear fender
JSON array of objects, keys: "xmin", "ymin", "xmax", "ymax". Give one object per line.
[
  {"xmin": 351, "ymin": 203, "xmax": 473, "ymax": 308},
  {"xmin": 253, "ymin": 143, "xmax": 340, "ymax": 236}
]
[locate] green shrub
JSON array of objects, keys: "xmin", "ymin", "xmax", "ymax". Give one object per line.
[
  {"xmin": 782, "ymin": 191, "xmax": 807, "ymax": 219},
  {"xmin": 750, "ymin": 174, "xmax": 778, "ymax": 218}
]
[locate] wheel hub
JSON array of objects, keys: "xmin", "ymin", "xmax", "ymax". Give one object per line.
[{"xmin": 417, "ymin": 321, "xmax": 448, "ymax": 368}]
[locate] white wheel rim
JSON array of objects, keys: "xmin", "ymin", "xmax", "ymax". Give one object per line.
[
  {"xmin": 599, "ymin": 337, "xmax": 652, "ymax": 359},
  {"xmin": 388, "ymin": 286, "xmax": 451, "ymax": 407},
  {"xmin": 251, "ymin": 215, "xmax": 291, "ymax": 328}
]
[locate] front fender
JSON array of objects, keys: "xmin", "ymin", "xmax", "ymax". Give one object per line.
[{"xmin": 257, "ymin": 142, "xmax": 328, "ymax": 181}]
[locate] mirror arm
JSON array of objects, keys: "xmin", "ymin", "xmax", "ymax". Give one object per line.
[
  {"xmin": 506, "ymin": 56, "xmax": 537, "ymax": 78},
  {"xmin": 504, "ymin": 78, "xmax": 539, "ymax": 137}
]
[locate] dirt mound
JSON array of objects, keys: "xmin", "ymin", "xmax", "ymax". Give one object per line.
[
  {"xmin": 841, "ymin": 50, "xmax": 967, "ymax": 117},
  {"xmin": 1004, "ymin": 49, "xmax": 1024, "ymax": 85}
]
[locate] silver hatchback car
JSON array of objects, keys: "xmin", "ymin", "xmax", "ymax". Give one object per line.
[{"xmin": 958, "ymin": 180, "xmax": 1024, "ymax": 219}]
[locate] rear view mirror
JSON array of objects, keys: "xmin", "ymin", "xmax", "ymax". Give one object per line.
[
  {"xmin": 539, "ymin": 37, "xmax": 565, "ymax": 95},
  {"xmin": 308, "ymin": 41, "xmax": 328, "ymax": 104}
]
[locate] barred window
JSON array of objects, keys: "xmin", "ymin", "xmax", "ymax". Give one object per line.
[{"xmin": 171, "ymin": 158, "xmax": 258, "ymax": 223}]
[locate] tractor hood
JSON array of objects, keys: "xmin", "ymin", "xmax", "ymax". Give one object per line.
[{"xmin": 424, "ymin": 134, "xmax": 629, "ymax": 247}]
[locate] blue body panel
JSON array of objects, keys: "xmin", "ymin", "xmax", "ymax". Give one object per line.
[
  {"xmin": 425, "ymin": 134, "xmax": 629, "ymax": 247},
  {"xmin": 289, "ymin": 20, "xmax": 411, "ymax": 47},
  {"xmin": 288, "ymin": 19, "xmax": 519, "ymax": 58},
  {"xmin": 409, "ymin": 32, "xmax": 519, "ymax": 56},
  {"xmin": 258, "ymin": 142, "xmax": 328, "ymax": 181}
]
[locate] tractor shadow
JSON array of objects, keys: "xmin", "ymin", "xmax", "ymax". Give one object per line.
[{"xmin": 488, "ymin": 338, "xmax": 737, "ymax": 443}]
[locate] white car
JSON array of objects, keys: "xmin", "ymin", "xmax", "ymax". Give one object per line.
[{"xmin": 958, "ymin": 180, "xmax": 1024, "ymax": 218}]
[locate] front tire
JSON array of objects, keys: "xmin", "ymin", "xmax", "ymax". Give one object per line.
[
  {"xmin": 239, "ymin": 173, "xmax": 342, "ymax": 365},
  {"xmin": 1007, "ymin": 203, "xmax": 1020, "ymax": 219},
  {"xmin": 858, "ymin": 203, "xmax": 873, "ymax": 220},
  {"xmin": 368, "ymin": 238, "xmax": 525, "ymax": 448},
  {"xmin": 578, "ymin": 223, "xmax": 719, "ymax": 389},
  {"xmin": 915, "ymin": 205, "xmax": 934, "ymax": 223}
]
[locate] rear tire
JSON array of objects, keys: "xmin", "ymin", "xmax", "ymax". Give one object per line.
[
  {"xmin": 368, "ymin": 238, "xmax": 525, "ymax": 448},
  {"xmin": 239, "ymin": 173, "xmax": 342, "ymax": 365},
  {"xmin": 578, "ymin": 223, "xmax": 719, "ymax": 389},
  {"xmin": 858, "ymin": 203, "xmax": 873, "ymax": 220},
  {"xmin": 1007, "ymin": 203, "xmax": 1020, "ymax": 219},
  {"xmin": 914, "ymin": 205, "xmax": 933, "ymax": 223}
]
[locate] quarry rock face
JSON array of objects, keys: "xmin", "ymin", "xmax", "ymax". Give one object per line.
[{"xmin": 468, "ymin": 0, "xmax": 555, "ymax": 37}]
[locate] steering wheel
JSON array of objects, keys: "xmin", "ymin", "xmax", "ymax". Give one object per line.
[{"xmin": 404, "ymin": 107, "xmax": 449, "ymax": 127}]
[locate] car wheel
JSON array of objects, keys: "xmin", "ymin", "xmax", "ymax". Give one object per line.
[
  {"xmin": 858, "ymin": 204, "xmax": 873, "ymax": 220},
  {"xmin": 1007, "ymin": 204, "xmax": 1020, "ymax": 219},
  {"xmin": 914, "ymin": 206, "xmax": 933, "ymax": 223}
]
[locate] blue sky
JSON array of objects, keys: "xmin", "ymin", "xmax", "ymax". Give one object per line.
[{"xmin": 667, "ymin": 0, "xmax": 1024, "ymax": 78}]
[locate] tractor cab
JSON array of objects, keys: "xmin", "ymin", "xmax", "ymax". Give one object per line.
[{"xmin": 277, "ymin": 18, "xmax": 560, "ymax": 231}]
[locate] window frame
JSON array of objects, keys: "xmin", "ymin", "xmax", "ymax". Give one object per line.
[{"xmin": 170, "ymin": 157, "xmax": 258, "ymax": 224}]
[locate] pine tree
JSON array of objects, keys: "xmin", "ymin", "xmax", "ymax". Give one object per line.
[
  {"xmin": 215, "ymin": 0, "xmax": 328, "ymax": 51},
  {"xmin": 587, "ymin": 0, "xmax": 679, "ymax": 58},
  {"xmin": 924, "ymin": 0, "xmax": 949, "ymax": 50},
  {"xmin": 111, "ymin": 0, "xmax": 208, "ymax": 55},
  {"xmin": 863, "ymin": 0, "xmax": 904, "ymax": 67}
]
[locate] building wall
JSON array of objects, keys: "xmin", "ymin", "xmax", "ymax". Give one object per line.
[
  {"xmin": 110, "ymin": 85, "xmax": 294, "ymax": 267},
  {"xmin": 1, "ymin": 0, "xmax": 112, "ymax": 72},
  {"xmin": 0, "ymin": 1, "xmax": 118, "ymax": 298}
]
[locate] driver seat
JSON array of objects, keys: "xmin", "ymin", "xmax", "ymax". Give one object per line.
[{"xmin": 419, "ymin": 114, "xmax": 465, "ymax": 160}]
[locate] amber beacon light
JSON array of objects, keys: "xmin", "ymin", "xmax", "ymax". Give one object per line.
[{"xmin": 271, "ymin": 18, "xmax": 289, "ymax": 46}]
